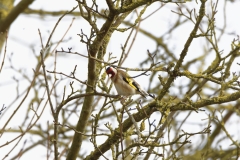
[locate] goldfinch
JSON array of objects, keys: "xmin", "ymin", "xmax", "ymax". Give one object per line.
[{"xmin": 106, "ymin": 66, "xmax": 154, "ymax": 98}]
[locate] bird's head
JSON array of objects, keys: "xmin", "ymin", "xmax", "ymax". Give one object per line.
[{"xmin": 106, "ymin": 66, "xmax": 117, "ymax": 78}]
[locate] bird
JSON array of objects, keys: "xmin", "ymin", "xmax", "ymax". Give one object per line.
[{"xmin": 106, "ymin": 66, "xmax": 154, "ymax": 98}]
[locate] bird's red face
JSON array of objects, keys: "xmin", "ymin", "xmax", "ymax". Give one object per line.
[{"xmin": 106, "ymin": 67, "xmax": 116, "ymax": 78}]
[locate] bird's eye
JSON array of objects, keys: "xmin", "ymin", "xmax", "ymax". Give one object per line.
[{"xmin": 106, "ymin": 67, "xmax": 111, "ymax": 72}]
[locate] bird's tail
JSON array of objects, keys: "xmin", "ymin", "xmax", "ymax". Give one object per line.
[
  {"xmin": 139, "ymin": 89, "xmax": 155, "ymax": 99},
  {"xmin": 148, "ymin": 93, "xmax": 155, "ymax": 99}
]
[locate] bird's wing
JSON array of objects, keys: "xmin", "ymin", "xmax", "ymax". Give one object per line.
[
  {"xmin": 122, "ymin": 77, "xmax": 138, "ymax": 90},
  {"xmin": 122, "ymin": 77, "xmax": 147, "ymax": 98}
]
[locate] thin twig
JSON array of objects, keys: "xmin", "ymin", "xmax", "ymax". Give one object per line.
[
  {"xmin": 0, "ymin": 31, "xmax": 8, "ymax": 73},
  {"xmin": 51, "ymin": 17, "xmax": 76, "ymax": 54},
  {"xmin": 40, "ymin": 47, "xmax": 55, "ymax": 115},
  {"xmin": 38, "ymin": 29, "xmax": 44, "ymax": 49},
  {"xmin": 122, "ymin": 99, "xmax": 142, "ymax": 143},
  {"xmin": 55, "ymin": 122, "xmax": 110, "ymax": 137},
  {"xmin": 45, "ymin": 5, "xmax": 78, "ymax": 48}
]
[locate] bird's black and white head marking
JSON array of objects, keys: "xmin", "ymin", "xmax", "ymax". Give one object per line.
[{"xmin": 106, "ymin": 67, "xmax": 117, "ymax": 78}]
